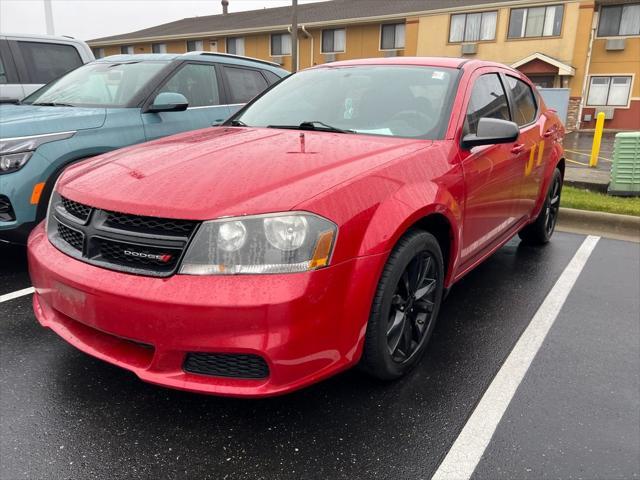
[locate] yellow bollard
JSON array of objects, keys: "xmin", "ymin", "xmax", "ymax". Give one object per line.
[{"xmin": 589, "ymin": 111, "xmax": 605, "ymax": 168}]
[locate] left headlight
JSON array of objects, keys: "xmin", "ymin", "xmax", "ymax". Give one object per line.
[
  {"xmin": 180, "ymin": 212, "xmax": 337, "ymax": 275},
  {"xmin": 0, "ymin": 131, "xmax": 76, "ymax": 174}
]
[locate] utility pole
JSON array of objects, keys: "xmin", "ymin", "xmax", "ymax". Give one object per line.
[
  {"xmin": 43, "ymin": 0, "xmax": 54, "ymax": 35},
  {"xmin": 291, "ymin": 0, "xmax": 298, "ymax": 72}
]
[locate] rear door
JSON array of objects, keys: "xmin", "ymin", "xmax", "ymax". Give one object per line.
[
  {"xmin": 141, "ymin": 62, "xmax": 230, "ymax": 141},
  {"xmin": 503, "ymin": 74, "xmax": 544, "ymax": 218},
  {"xmin": 459, "ymin": 70, "xmax": 522, "ymax": 266},
  {"xmin": 221, "ymin": 65, "xmax": 270, "ymax": 115}
]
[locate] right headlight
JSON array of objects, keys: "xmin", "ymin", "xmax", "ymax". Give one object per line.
[
  {"xmin": 0, "ymin": 131, "xmax": 76, "ymax": 174},
  {"xmin": 179, "ymin": 212, "xmax": 337, "ymax": 275}
]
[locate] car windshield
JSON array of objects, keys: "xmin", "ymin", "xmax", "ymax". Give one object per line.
[
  {"xmin": 235, "ymin": 65, "xmax": 459, "ymax": 139},
  {"xmin": 23, "ymin": 61, "xmax": 170, "ymax": 108}
]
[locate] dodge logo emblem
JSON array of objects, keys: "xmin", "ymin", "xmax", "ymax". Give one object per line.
[{"xmin": 123, "ymin": 250, "xmax": 173, "ymax": 263}]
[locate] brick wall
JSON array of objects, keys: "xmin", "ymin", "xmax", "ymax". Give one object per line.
[{"xmin": 566, "ymin": 96, "xmax": 582, "ymax": 132}]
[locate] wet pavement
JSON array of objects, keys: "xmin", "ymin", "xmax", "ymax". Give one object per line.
[
  {"xmin": 1, "ymin": 233, "xmax": 639, "ymax": 480},
  {"xmin": 563, "ymin": 131, "xmax": 616, "ymax": 173}
]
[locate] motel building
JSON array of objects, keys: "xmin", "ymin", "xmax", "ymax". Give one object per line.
[{"xmin": 88, "ymin": 0, "xmax": 640, "ymax": 131}]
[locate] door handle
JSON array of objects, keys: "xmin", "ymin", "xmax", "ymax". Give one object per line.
[{"xmin": 511, "ymin": 144, "xmax": 525, "ymax": 154}]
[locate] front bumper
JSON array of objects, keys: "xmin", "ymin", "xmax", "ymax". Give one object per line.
[{"xmin": 28, "ymin": 224, "xmax": 384, "ymax": 397}]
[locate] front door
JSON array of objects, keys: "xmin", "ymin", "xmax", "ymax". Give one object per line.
[
  {"xmin": 142, "ymin": 62, "xmax": 230, "ymax": 141},
  {"xmin": 459, "ymin": 71, "xmax": 523, "ymax": 266}
]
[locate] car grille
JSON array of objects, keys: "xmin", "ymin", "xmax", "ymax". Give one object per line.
[
  {"xmin": 57, "ymin": 223, "xmax": 84, "ymax": 252},
  {"xmin": 105, "ymin": 211, "xmax": 196, "ymax": 236},
  {"xmin": 183, "ymin": 353, "xmax": 270, "ymax": 379},
  {"xmin": 61, "ymin": 197, "xmax": 91, "ymax": 223},
  {"xmin": 0, "ymin": 195, "xmax": 16, "ymax": 222},
  {"xmin": 48, "ymin": 195, "xmax": 199, "ymax": 277}
]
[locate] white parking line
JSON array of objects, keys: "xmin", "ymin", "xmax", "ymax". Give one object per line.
[
  {"xmin": 0, "ymin": 287, "xmax": 35, "ymax": 304},
  {"xmin": 432, "ymin": 235, "xmax": 600, "ymax": 480}
]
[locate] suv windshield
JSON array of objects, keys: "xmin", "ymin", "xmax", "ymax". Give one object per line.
[
  {"xmin": 23, "ymin": 61, "xmax": 170, "ymax": 108},
  {"xmin": 235, "ymin": 65, "xmax": 459, "ymax": 139}
]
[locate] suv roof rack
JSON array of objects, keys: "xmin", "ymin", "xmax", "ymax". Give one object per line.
[{"xmin": 183, "ymin": 51, "xmax": 282, "ymax": 69}]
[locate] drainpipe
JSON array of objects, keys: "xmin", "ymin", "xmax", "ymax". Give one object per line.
[
  {"xmin": 577, "ymin": 8, "xmax": 597, "ymax": 131},
  {"xmin": 291, "ymin": 0, "xmax": 298, "ymax": 72}
]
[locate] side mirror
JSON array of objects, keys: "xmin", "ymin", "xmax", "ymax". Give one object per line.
[
  {"xmin": 145, "ymin": 92, "xmax": 189, "ymax": 113},
  {"xmin": 461, "ymin": 117, "xmax": 519, "ymax": 149}
]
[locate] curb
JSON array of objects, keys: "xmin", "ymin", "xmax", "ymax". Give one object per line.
[
  {"xmin": 557, "ymin": 207, "xmax": 640, "ymax": 243},
  {"xmin": 564, "ymin": 178, "xmax": 609, "ymax": 194}
]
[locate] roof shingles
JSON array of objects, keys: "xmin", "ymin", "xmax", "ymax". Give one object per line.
[{"xmin": 89, "ymin": 0, "xmax": 525, "ymax": 44}]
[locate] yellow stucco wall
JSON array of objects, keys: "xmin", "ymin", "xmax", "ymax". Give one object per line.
[
  {"xmin": 589, "ymin": 37, "xmax": 640, "ymax": 97},
  {"xmin": 416, "ymin": 2, "xmax": 584, "ymax": 91},
  {"xmin": 570, "ymin": 3, "xmax": 595, "ymax": 96}
]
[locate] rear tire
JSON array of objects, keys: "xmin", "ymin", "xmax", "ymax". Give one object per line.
[
  {"xmin": 359, "ymin": 230, "xmax": 444, "ymax": 380},
  {"xmin": 518, "ymin": 168, "xmax": 563, "ymax": 245}
]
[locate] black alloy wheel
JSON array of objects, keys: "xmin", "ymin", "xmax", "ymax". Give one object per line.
[{"xmin": 360, "ymin": 230, "xmax": 444, "ymax": 380}]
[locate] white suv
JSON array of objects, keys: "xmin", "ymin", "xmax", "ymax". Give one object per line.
[{"xmin": 0, "ymin": 33, "xmax": 94, "ymax": 102}]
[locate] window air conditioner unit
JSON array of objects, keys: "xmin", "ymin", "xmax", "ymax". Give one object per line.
[
  {"xmin": 383, "ymin": 50, "xmax": 398, "ymax": 58},
  {"xmin": 605, "ymin": 38, "xmax": 626, "ymax": 51},
  {"xmin": 271, "ymin": 56, "xmax": 285, "ymax": 65},
  {"xmin": 461, "ymin": 43, "xmax": 477, "ymax": 55},
  {"xmin": 323, "ymin": 53, "xmax": 337, "ymax": 63},
  {"xmin": 597, "ymin": 107, "xmax": 615, "ymax": 120}
]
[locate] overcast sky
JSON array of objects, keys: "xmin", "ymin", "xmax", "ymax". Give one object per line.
[{"xmin": 1, "ymin": 0, "xmax": 328, "ymax": 41}]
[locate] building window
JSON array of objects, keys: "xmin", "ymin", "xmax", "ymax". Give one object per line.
[
  {"xmin": 587, "ymin": 76, "xmax": 632, "ymax": 106},
  {"xmin": 508, "ymin": 5, "xmax": 564, "ymax": 38},
  {"xmin": 120, "ymin": 45, "xmax": 134, "ymax": 54},
  {"xmin": 321, "ymin": 28, "xmax": 346, "ymax": 53},
  {"xmin": 380, "ymin": 23, "xmax": 405, "ymax": 50},
  {"xmin": 598, "ymin": 4, "xmax": 640, "ymax": 37},
  {"xmin": 152, "ymin": 43, "xmax": 167, "ymax": 54},
  {"xmin": 186, "ymin": 40, "xmax": 204, "ymax": 52},
  {"xmin": 92, "ymin": 47, "xmax": 105, "ymax": 59},
  {"xmin": 271, "ymin": 33, "xmax": 291, "ymax": 56},
  {"xmin": 449, "ymin": 11, "xmax": 497, "ymax": 42},
  {"xmin": 227, "ymin": 37, "xmax": 245, "ymax": 56}
]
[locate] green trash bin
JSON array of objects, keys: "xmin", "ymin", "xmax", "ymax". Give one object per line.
[{"xmin": 609, "ymin": 131, "xmax": 640, "ymax": 196}]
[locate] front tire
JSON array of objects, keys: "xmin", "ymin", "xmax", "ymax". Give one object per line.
[
  {"xmin": 518, "ymin": 168, "xmax": 563, "ymax": 245},
  {"xmin": 360, "ymin": 230, "xmax": 444, "ymax": 380}
]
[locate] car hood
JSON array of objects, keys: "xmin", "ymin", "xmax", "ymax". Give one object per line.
[
  {"xmin": 59, "ymin": 127, "xmax": 432, "ymax": 220},
  {"xmin": 0, "ymin": 104, "xmax": 106, "ymax": 137}
]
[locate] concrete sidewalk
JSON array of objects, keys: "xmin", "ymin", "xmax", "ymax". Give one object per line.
[{"xmin": 562, "ymin": 131, "xmax": 617, "ymax": 192}]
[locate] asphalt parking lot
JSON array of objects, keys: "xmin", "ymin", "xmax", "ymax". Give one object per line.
[{"xmin": 1, "ymin": 232, "xmax": 639, "ymax": 480}]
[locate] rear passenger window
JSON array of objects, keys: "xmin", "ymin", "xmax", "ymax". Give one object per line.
[
  {"xmin": 261, "ymin": 69, "xmax": 282, "ymax": 85},
  {"xmin": 159, "ymin": 63, "xmax": 220, "ymax": 107},
  {"xmin": 223, "ymin": 66, "xmax": 268, "ymax": 103},
  {"xmin": 464, "ymin": 73, "xmax": 510, "ymax": 135},
  {"xmin": 506, "ymin": 76, "xmax": 537, "ymax": 126},
  {"xmin": 17, "ymin": 42, "xmax": 82, "ymax": 84}
]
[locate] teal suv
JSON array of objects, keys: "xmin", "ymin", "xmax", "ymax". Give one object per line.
[{"xmin": 0, "ymin": 53, "xmax": 287, "ymax": 244}]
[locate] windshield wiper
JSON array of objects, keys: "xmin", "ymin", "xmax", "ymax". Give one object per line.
[
  {"xmin": 267, "ymin": 121, "xmax": 354, "ymax": 134},
  {"xmin": 229, "ymin": 119, "xmax": 248, "ymax": 127},
  {"xmin": 32, "ymin": 102, "xmax": 76, "ymax": 107}
]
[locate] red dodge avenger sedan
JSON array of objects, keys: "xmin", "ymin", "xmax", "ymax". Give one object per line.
[{"xmin": 28, "ymin": 57, "xmax": 565, "ymax": 397}]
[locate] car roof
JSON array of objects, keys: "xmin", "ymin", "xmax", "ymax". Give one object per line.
[
  {"xmin": 309, "ymin": 56, "xmax": 517, "ymax": 73},
  {"xmin": 96, "ymin": 52, "xmax": 288, "ymax": 75},
  {"xmin": 0, "ymin": 32, "xmax": 86, "ymax": 43}
]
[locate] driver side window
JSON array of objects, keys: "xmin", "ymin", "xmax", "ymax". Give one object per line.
[
  {"xmin": 464, "ymin": 73, "xmax": 511, "ymax": 135},
  {"xmin": 159, "ymin": 63, "xmax": 221, "ymax": 108}
]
